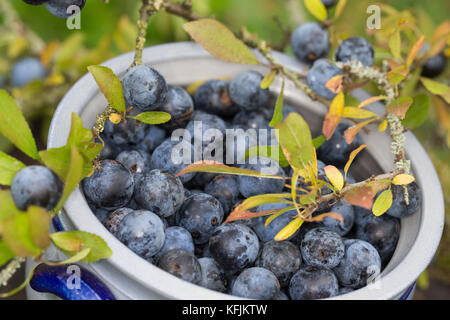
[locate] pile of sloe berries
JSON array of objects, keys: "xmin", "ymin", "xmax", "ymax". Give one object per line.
[{"xmin": 79, "ymin": 57, "xmax": 422, "ymax": 299}]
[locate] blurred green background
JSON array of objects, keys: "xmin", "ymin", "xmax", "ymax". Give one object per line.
[{"xmin": 1, "ymin": 0, "xmax": 449, "ymax": 299}]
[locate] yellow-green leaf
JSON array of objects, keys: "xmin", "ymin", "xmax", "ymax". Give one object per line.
[
  {"xmin": 386, "ymin": 96, "xmax": 413, "ymax": 119},
  {"xmin": 379, "ymin": 119, "xmax": 388, "ymax": 132},
  {"xmin": 389, "ymin": 29, "xmax": 402, "ymax": 59},
  {"xmin": 0, "ymin": 90, "xmax": 39, "ymax": 160},
  {"xmin": 343, "ymin": 144, "xmax": 367, "ymax": 181},
  {"xmin": 87, "ymin": 65, "xmax": 125, "ymax": 112},
  {"xmin": 50, "ymin": 232, "xmax": 84, "ymax": 252},
  {"xmin": 343, "ymin": 107, "xmax": 377, "ymax": 119},
  {"xmin": 44, "ymin": 248, "xmax": 91, "ymax": 266},
  {"xmin": 392, "ymin": 174, "xmax": 415, "ymax": 185},
  {"xmin": 402, "ymin": 94, "xmax": 430, "ymax": 129},
  {"xmin": 27, "ymin": 206, "xmax": 51, "ymax": 249},
  {"xmin": 1, "ymin": 214, "xmax": 41, "ymax": 257},
  {"xmin": 406, "ymin": 35, "xmax": 425, "ymax": 67},
  {"xmin": 275, "ymin": 113, "xmax": 315, "ymax": 171},
  {"xmin": 421, "ymin": 78, "xmax": 450, "ymax": 103},
  {"xmin": 177, "ymin": 160, "xmax": 286, "ymax": 180},
  {"xmin": 183, "ymin": 19, "xmax": 259, "ymax": 65},
  {"xmin": 304, "ymin": 0, "xmax": 328, "ymax": 22},
  {"xmin": 0, "ymin": 240, "xmax": 14, "ymax": 266},
  {"xmin": 269, "ymin": 79, "xmax": 285, "ymax": 127},
  {"xmin": 274, "ymin": 217, "xmax": 304, "ymax": 241},
  {"xmin": 372, "ymin": 189, "xmax": 393, "ymax": 216},
  {"xmin": 357, "ymin": 96, "xmax": 388, "ymax": 109},
  {"xmin": 333, "ymin": 0, "xmax": 347, "ymax": 20},
  {"xmin": 324, "ymin": 165, "xmax": 344, "ymax": 191},
  {"xmin": 260, "ymin": 70, "xmax": 277, "ymax": 89},
  {"xmin": 0, "ymin": 151, "xmax": 25, "ymax": 186},
  {"xmin": 265, "ymin": 206, "xmax": 297, "ymax": 227},
  {"xmin": 322, "ymin": 92, "xmax": 345, "ymax": 140},
  {"xmin": 0, "ymin": 190, "xmax": 24, "ymax": 222},
  {"xmin": 54, "ymin": 146, "xmax": 84, "ymax": 213},
  {"xmin": 130, "ymin": 111, "xmax": 172, "ymax": 125}
]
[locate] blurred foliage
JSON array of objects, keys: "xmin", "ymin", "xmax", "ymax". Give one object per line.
[{"xmin": 0, "ymin": 0, "xmax": 449, "ymax": 290}]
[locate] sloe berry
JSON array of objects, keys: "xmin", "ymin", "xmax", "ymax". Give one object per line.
[
  {"xmin": 422, "ymin": 53, "xmax": 447, "ymax": 78},
  {"xmin": 137, "ymin": 125, "xmax": 166, "ymax": 153},
  {"xmin": 157, "ymin": 249, "xmax": 202, "ymax": 285},
  {"xmin": 204, "ymin": 175, "xmax": 240, "ymax": 215},
  {"xmin": 134, "ymin": 170, "xmax": 185, "ymax": 218},
  {"xmin": 231, "ymin": 267, "xmax": 280, "ymax": 299},
  {"xmin": 319, "ymin": 200, "xmax": 354, "ymax": 236},
  {"xmin": 335, "ymin": 37, "xmax": 375, "ymax": 67},
  {"xmin": 256, "ymin": 240, "xmax": 302, "ymax": 287},
  {"xmin": 194, "ymin": 80, "xmax": 238, "ymax": 117},
  {"xmin": 177, "ymin": 193, "xmax": 224, "ymax": 244},
  {"xmin": 291, "ymin": 23, "xmax": 330, "ymax": 64},
  {"xmin": 317, "ymin": 123, "xmax": 363, "ymax": 166},
  {"xmin": 289, "ymin": 265, "xmax": 339, "ymax": 300},
  {"xmin": 198, "ymin": 257, "xmax": 227, "ymax": 293},
  {"xmin": 229, "ymin": 71, "xmax": 270, "ymax": 111},
  {"xmin": 11, "ymin": 165, "xmax": 63, "ymax": 211},
  {"xmin": 301, "ymin": 227, "xmax": 345, "ymax": 269},
  {"xmin": 384, "ymin": 182, "xmax": 421, "ymax": 218},
  {"xmin": 104, "ymin": 207, "xmax": 133, "ymax": 236},
  {"xmin": 122, "ymin": 65, "xmax": 168, "ymax": 111},
  {"xmin": 209, "ymin": 223, "xmax": 259, "ymax": 271},
  {"xmin": 11, "ymin": 58, "xmax": 46, "ymax": 87},
  {"xmin": 333, "ymin": 239, "xmax": 381, "ymax": 289},
  {"xmin": 159, "ymin": 86, "xmax": 194, "ymax": 130},
  {"xmin": 115, "ymin": 149, "xmax": 150, "ymax": 174},
  {"xmin": 307, "ymin": 59, "xmax": 343, "ymax": 100},
  {"xmin": 82, "ymin": 160, "xmax": 134, "ymax": 210},
  {"xmin": 45, "ymin": 0, "xmax": 86, "ymax": 18},
  {"xmin": 154, "ymin": 226, "xmax": 195, "ymax": 261},
  {"xmin": 238, "ymin": 157, "xmax": 285, "ymax": 198},
  {"xmin": 117, "ymin": 209, "xmax": 165, "ymax": 261}
]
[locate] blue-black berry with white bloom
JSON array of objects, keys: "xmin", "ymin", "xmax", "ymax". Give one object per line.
[
  {"xmin": 134, "ymin": 170, "xmax": 185, "ymax": 218},
  {"xmin": 82, "ymin": 160, "xmax": 134, "ymax": 210},
  {"xmin": 289, "ymin": 265, "xmax": 339, "ymax": 300},
  {"xmin": 177, "ymin": 193, "xmax": 224, "ymax": 244},
  {"xmin": 154, "ymin": 226, "xmax": 195, "ymax": 261},
  {"xmin": 45, "ymin": 0, "xmax": 86, "ymax": 18},
  {"xmin": 198, "ymin": 257, "xmax": 227, "ymax": 292},
  {"xmin": 231, "ymin": 267, "xmax": 280, "ymax": 299},
  {"xmin": 301, "ymin": 227, "xmax": 345, "ymax": 269},
  {"xmin": 194, "ymin": 80, "xmax": 238, "ymax": 117},
  {"xmin": 291, "ymin": 23, "xmax": 330, "ymax": 64},
  {"xmin": 11, "ymin": 165, "xmax": 63, "ymax": 211},
  {"xmin": 116, "ymin": 209, "xmax": 165, "ymax": 261},
  {"xmin": 335, "ymin": 37, "xmax": 375, "ymax": 67},
  {"xmin": 122, "ymin": 65, "xmax": 168, "ymax": 111},
  {"xmin": 307, "ymin": 59, "xmax": 343, "ymax": 100},
  {"xmin": 229, "ymin": 71, "xmax": 270, "ymax": 111},
  {"xmin": 157, "ymin": 249, "xmax": 202, "ymax": 284},
  {"xmin": 159, "ymin": 86, "xmax": 194, "ymax": 130},
  {"xmin": 384, "ymin": 182, "xmax": 421, "ymax": 218}
]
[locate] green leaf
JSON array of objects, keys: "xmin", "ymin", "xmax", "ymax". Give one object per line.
[
  {"xmin": 402, "ymin": 94, "xmax": 430, "ymax": 129},
  {"xmin": 40, "ymin": 145, "xmax": 92, "ymax": 181},
  {"xmin": 177, "ymin": 160, "xmax": 286, "ymax": 180},
  {"xmin": 0, "ymin": 151, "xmax": 25, "ymax": 186},
  {"xmin": 275, "ymin": 113, "xmax": 315, "ymax": 171},
  {"xmin": 269, "ymin": 79, "xmax": 285, "ymax": 127},
  {"xmin": 67, "ymin": 113, "xmax": 93, "ymax": 146},
  {"xmin": 50, "ymin": 231, "xmax": 84, "ymax": 252},
  {"xmin": 0, "ymin": 240, "xmax": 15, "ymax": 266},
  {"xmin": 386, "ymin": 96, "xmax": 413, "ymax": 119},
  {"xmin": 60, "ymin": 231, "xmax": 112, "ymax": 263},
  {"xmin": 389, "ymin": 29, "xmax": 402, "ymax": 59},
  {"xmin": 0, "ymin": 90, "xmax": 38, "ymax": 159},
  {"xmin": 304, "ymin": 0, "xmax": 328, "ymax": 22},
  {"xmin": 87, "ymin": 65, "xmax": 125, "ymax": 112},
  {"xmin": 260, "ymin": 70, "xmax": 277, "ymax": 89},
  {"xmin": 27, "ymin": 206, "xmax": 51, "ymax": 249},
  {"xmin": 54, "ymin": 146, "xmax": 84, "ymax": 213},
  {"xmin": 372, "ymin": 189, "xmax": 393, "ymax": 216},
  {"xmin": 421, "ymin": 77, "xmax": 450, "ymax": 104},
  {"xmin": 130, "ymin": 111, "xmax": 172, "ymax": 125},
  {"xmin": 183, "ymin": 19, "xmax": 259, "ymax": 65},
  {"xmin": 1, "ymin": 214, "xmax": 41, "ymax": 257},
  {"xmin": 44, "ymin": 248, "xmax": 91, "ymax": 266},
  {"xmin": 274, "ymin": 217, "xmax": 304, "ymax": 241},
  {"xmin": 312, "ymin": 135, "xmax": 326, "ymax": 149},
  {"xmin": 244, "ymin": 145, "xmax": 289, "ymax": 168},
  {"xmin": 0, "ymin": 190, "xmax": 24, "ymax": 222}
]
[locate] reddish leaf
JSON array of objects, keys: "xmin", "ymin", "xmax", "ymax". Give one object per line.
[
  {"xmin": 343, "ymin": 186, "xmax": 374, "ymax": 209},
  {"xmin": 344, "ymin": 118, "xmax": 378, "ymax": 144},
  {"xmin": 357, "ymin": 96, "xmax": 388, "ymax": 109},
  {"xmin": 386, "ymin": 97, "xmax": 413, "ymax": 119},
  {"xmin": 325, "ymin": 75, "xmax": 344, "ymax": 94},
  {"xmin": 406, "ymin": 35, "xmax": 425, "ymax": 67},
  {"xmin": 322, "ymin": 92, "xmax": 344, "ymax": 140},
  {"xmin": 309, "ymin": 212, "xmax": 344, "ymax": 224}
]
